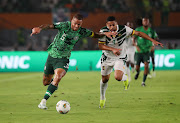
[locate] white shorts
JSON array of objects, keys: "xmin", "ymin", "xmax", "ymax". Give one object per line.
[
  {"xmin": 101, "ymin": 58, "xmax": 126, "ymax": 76},
  {"xmin": 127, "ymin": 51, "xmax": 135, "ymax": 64}
]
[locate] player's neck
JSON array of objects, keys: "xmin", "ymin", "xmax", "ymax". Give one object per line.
[{"xmin": 143, "ymin": 26, "xmax": 149, "ymax": 30}]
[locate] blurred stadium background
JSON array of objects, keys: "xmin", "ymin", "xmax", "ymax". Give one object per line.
[
  {"xmin": 0, "ymin": 0, "xmax": 180, "ymax": 51},
  {"xmin": 0, "ymin": 1, "xmax": 180, "ymax": 123},
  {"xmin": 0, "ymin": 0, "xmax": 180, "ymax": 72}
]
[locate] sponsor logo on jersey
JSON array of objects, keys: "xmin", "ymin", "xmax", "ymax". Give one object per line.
[
  {"xmin": 74, "ymin": 36, "xmax": 79, "ymax": 40},
  {"xmin": 102, "ymin": 66, "xmax": 105, "ymax": 70},
  {"xmin": 64, "ymin": 63, "xmax": 69, "ymax": 69}
]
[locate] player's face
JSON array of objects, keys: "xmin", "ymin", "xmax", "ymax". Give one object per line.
[
  {"xmin": 106, "ymin": 21, "xmax": 117, "ymax": 32},
  {"xmin": 71, "ymin": 18, "xmax": 83, "ymax": 31},
  {"xmin": 142, "ymin": 18, "xmax": 149, "ymax": 27}
]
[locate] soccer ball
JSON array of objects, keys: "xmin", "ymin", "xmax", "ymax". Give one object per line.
[{"xmin": 56, "ymin": 100, "xmax": 70, "ymax": 114}]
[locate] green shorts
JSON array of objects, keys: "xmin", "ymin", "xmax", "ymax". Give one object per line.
[
  {"xmin": 44, "ymin": 55, "xmax": 69, "ymax": 75},
  {"xmin": 149, "ymin": 51, "xmax": 154, "ymax": 59},
  {"xmin": 134, "ymin": 52, "xmax": 150, "ymax": 66}
]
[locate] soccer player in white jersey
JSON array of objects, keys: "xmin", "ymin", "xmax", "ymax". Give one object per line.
[
  {"xmin": 125, "ymin": 22, "xmax": 136, "ymax": 81},
  {"xmin": 98, "ymin": 16, "xmax": 163, "ymax": 108}
]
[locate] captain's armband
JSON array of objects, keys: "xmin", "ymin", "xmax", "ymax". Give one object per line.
[{"xmin": 98, "ymin": 41, "xmax": 105, "ymax": 44}]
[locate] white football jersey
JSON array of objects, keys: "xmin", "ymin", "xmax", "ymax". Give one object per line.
[
  {"xmin": 126, "ymin": 36, "xmax": 136, "ymax": 53},
  {"xmin": 99, "ymin": 25, "xmax": 134, "ymax": 60}
]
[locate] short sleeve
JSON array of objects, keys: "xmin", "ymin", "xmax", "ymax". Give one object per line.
[
  {"xmin": 80, "ymin": 28, "xmax": 94, "ymax": 38},
  {"xmin": 98, "ymin": 29, "xmax": 106, "ymax": 42},
  {"xmin": 154, "ymin": 31, "xmax": 158, "ymax": 39},
  {"xmin": 53, "ymin": 22, "xmax": 69, "ymax": 30},
  {"xmin": 125, "ymin": 26, "xmax": 134, "ymax": 37},
  {"xmin": 134, "ymin": 27, "xmax": 139, "ymax": 38}
]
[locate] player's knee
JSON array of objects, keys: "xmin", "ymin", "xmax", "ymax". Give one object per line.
[
  {"xmin": 144, "ymin": 64, "xmax": 149, "ymax": 69},
  {"xmin": 43, "ymin": 79, "xmax": 51, "ymax": 86},
  {"xmin": 102, "ymin": 78, "xmax": 109, "ymax": 83},
  {"xmin": 115, "ymin": 76, "xmax": 122, "ymax": 81},
  {"xmin": 54, "ymin": 74, "xmax": 63, "ymax": 82}
]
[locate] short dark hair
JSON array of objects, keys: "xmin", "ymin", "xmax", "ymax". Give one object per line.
[
  {"xmin": 73, "ymin": 13, "xmax": 84, "ymax": 20},
  {"xmin": 142, "ymin": 15, "xmax": 149, "ymax": 20},
  {"xmin": 107, "ymin": 16, "xmax": 116, "ymax": 22}
]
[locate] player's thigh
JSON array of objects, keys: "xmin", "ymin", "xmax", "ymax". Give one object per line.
[
  {"xmin": 54, "ymin": 58, "xmax": 69, "ymax": 73},
  {"xmin": 53, "ymin": 58, "xmax": 69, "ymax": 82},
  {"xmin": 101, "ymin": 65, "xmax": 113, "ymax": 76},
  {"xmin": 54, "ymin": 68, "xmax": 67, "ymax": 83},
  {"xmin": 129, "ymin": 52, "xmax": 135, "ymax": 64},
  {"xmin": 114, "ymin": 60, "xmax": 126, "ymax": 75},
  {"xmin": 44, "ymin": 55, "xmax": 55, "ymax": 75},
  {"xmin": 143, "ymin": 52, "xmax": 150, "ymax": 63}
]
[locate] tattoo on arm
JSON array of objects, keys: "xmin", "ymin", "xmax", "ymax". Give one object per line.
[
  {"xmin": 39, "ymin": 24, "xmax": 54, "ymax": 30},
  {"xmin": 93, "ymin": 32, "xmax": 105, "ymax": 38}
]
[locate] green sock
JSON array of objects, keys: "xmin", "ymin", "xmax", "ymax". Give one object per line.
[
  {"xmin": 44, "ymin": 84, "xmax": 57, "ymax": 100},
  {"xmin": 143, "ymin": 74, "xmax": 147, "ymax": 83}
]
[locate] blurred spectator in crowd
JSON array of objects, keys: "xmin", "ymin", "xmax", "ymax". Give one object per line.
[
  {"xmin": 161, "ymin": 0, "xmax": 170, "ymax": 26},
  {"xmin": 17, "ymin": 27, "xmax": 25, "ymax": 46},
  {"xmin": 173, "ymin": 43, "xmax": 178, "ymax": 49},
  {"xmin": 142, "ymin": 0, "xmax": 151, "ymax": 19},
  {"xmin": 167, "ymin": 42, "xmax": 173, "ymax": 49}
]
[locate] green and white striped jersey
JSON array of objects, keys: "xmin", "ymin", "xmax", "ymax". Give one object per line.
[{"xmin": 99, "ymin": 25, "xmax": 134, "ymax": 59}]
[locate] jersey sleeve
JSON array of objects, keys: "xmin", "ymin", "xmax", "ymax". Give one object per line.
[
  {"xmin": 134, "ymin": 27, "xmax": 140, "ymax": 38},
  {"xmin": 153, "ymin": 31, "xmax": 158, "ymax": 39},
  {"xmin": 98, "ymin": 29, "xmax": 106, "ymax": 44},
  {"xmin": 53, "ymin": 21, "xmax": 69, "ymax": 30},
  {"xmin": 125, "ymin": 25, "xmax": 134, "ymax": 37},
  {"xmin": 80, "ymin": 28, "xmax": 94, "ymax": 38}
]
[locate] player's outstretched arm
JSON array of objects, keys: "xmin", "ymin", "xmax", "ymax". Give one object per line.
[
  {"xmin": 92, "ymin": 32, "xmax": 117, "ymax": 39},
  {"xmin": 132, "ymin": 36, "xmax": 140, "ymax": 52},
  {"xmin": 30, "ymin": 24, "xmax": 54, "ymax": 36},
  {"xmin": 134, "ymin": 31, "xmax": 163, "ymax": 47},
  {"xmin": 98, "ymin": 43, "xmax": 121, "ymax": 56}
]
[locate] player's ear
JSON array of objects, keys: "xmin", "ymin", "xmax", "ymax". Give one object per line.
[
  {"xmin": 106, "ymin": 22, "xmax": 109, "ymax": 28},
  {"xmin": 115, "ymin": 21, "xmax": 118, "ymax": 25}
]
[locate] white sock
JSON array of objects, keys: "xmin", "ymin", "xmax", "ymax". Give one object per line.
[
  {"xmin": 41, "ymin": 99, "xmax": 46, "ymax": 104},
  {"xmin": 100, "ymin": 79, "xmax": 108, "ymax": 100},
  {"xmin": 131, "ymin": 67, "xmax": 135, "ymax": 73},
  {"xmin": 127, "ymin": 68, "xmax": 130, "ymax": 79},
  {"xmin": 121, "ymin": 74, "xmax": 128, "ymax": 81}
]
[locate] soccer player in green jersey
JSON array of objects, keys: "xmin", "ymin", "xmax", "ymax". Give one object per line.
[
  {"xmin": 133, "ymin": 17, "xmax": 159, "ymax": 86},
  {"xmin": 31, "ymin": 13, "xmax": 116, "ymax": 110},
  {"xmin": 149, "ymin": 26, "xmax": 159, "ymax": 78},
  {"xmin": 98, "ymin": 16, "xmax": 163, "ymax": 108}
]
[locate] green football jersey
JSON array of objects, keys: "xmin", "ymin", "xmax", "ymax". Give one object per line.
[
  {"xmin": 135, "ymin": 26, "xmax": 158, "ymax": 53},
  {"xmin": 47, "ymin": 21, "xmax": 93, "ymax": 58}
]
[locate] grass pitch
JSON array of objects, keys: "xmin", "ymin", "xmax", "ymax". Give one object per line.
[{"xmin": 0, "ymin": 71, "xmax": 180, "ymax": 123}]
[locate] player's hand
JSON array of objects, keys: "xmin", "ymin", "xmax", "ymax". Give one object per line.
[
  {"xmin": 30, "ymin": 27, "xmax": 41, "ymax": 36},
  {"xmin": 136, "ymin": 47, "xmax": 140, "ymax": 52},
  {"xmin": 104, "ymin": 32, "xmax": 117, "ymax": 39},
  {"xmin": 112, "ymin": 48, "xmax": 122, "ymax": 56},
  {"xmin": 152, "ymin": 40, "xmax": 163, "ymax": 47}
]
